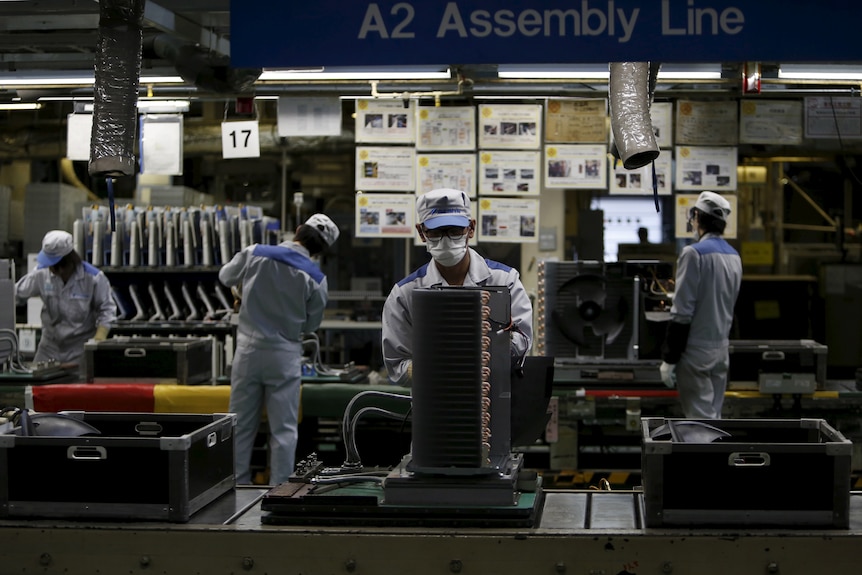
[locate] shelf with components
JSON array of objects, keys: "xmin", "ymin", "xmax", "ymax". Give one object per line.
[
  {"xmin": 97, "ymin": 266, "xmax": 235, "ymax": 381},
  {"xmin": 101, "ymin": 266, "xmax": 232, "ymax": 325}
]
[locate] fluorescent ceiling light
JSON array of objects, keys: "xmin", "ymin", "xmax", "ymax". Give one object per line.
[
  {"xmin": 778, "ymin": 64, "xmax": 862, "ymax": 80},
  {"xmin": 77, "ymin": 99, "xmax": 190, "ymax": 113},
  {"xmin": 497, "ymin": 63, "xmax": 722, "ymax": 80},
  {"xmin": 38, "ymin": 96, "xmax": 94, "ymax": 102},
  {"xmin": 258, "ymin": 66, "xmax": 451, "ymax": 81},
  {"xmin": 0, "ymin": 73, "xmax": 185, "ymax": 86},
  {"xmin": 140, "ymin": 75, "xmax": 186, "ymax": 84},
  {"xmin": 498, "ymin": 64, "xmax": 609, "ymax": 79},
  {"xmin": 657, "ymin": 63, "xmax": 722, "ymax": 80},
  {"xmin": 0, "ymin": 102, "xmax": 42, "ymax": 110}
]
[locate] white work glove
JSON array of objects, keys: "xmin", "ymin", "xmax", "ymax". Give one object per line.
[{"xmin": 659, "ymin": 361, "xmax": 677, "ymax": 389}]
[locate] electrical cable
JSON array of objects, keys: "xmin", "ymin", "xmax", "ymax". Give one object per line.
[
  {"xmin": 0, "ymin": 329, "xmax": 33, "ymax": 374},
  {"xmin": 301, "ymin": 332, "xmax": 342, "ymax": 376},
  {"xmin": 339, "ymin": 390, "xmax": 411, "ymax": 469},
  {"xmin": 346, "ymin": 406, "xmax": 412, "ymax": 467}
]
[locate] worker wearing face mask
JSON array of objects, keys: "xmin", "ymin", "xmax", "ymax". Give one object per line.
[
  {"xmin": 381, "ymin": 188, "xmax": 533, "ymax": 386},
  {"xmin": 660, "ymin": 191, "xmax": 742, "ymax": 419}
]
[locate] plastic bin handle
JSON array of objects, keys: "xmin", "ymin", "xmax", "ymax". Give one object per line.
[
  {"xmin": 728, "ymin": 452, "xmax": 771, "ymax": 467},
  {"xmin": 67, "ymin": 446, "xmax": 107, "ymax": 460},
  {"xmin": 762, "ymin": 351, "xmax": 785, "ymax": 361},
  {"xmin": 124, "ymin": 348, "xmax": 147, "ymax": 358}
]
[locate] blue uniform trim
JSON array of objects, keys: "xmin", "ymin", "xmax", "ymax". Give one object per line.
[
  {"xmin": 692, "ymin": 237, "xmax": 738, "ymax": 256},
  {"xmin": 397, "ymin": 263, "xmax": 430, "ymax": 287},
  {"xmin": 253, "ymin": 245, "xmax": 324, "ymax": 283},
  {"xmin": 82, "ymin": 262, "xmax": 100, "ymax": 276},
  {"xmin": 485, "ymin": 259, "xmax": 512, "ymax": 272}
]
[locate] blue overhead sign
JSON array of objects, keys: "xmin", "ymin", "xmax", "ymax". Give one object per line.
[{"xmin": 230, "ymin": 1, "xmax": 862, "ymax": 68}]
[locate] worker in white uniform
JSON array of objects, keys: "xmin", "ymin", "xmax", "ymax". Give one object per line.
[
  {"xmin": 382, "ymin": 188, "xmax": 532, "ymax": 385},
  {"xmin": 15, "ymin": 230, "xmax": 116, "ymax": 371},
  {"xmin": 219, "ymin": 213, "xmax": 339, "ymax": 485},
  {"xmin": 660, "ymin": 191, "xmax": 742, "ymax": 419}
]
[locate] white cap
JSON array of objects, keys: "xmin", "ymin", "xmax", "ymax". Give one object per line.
[
  {"xmin": 37, "ymin": 230, "xmax": 74, "ymax": 268},
  {"xmin": 304, "ymin": 213, "xmax": 340, "ymax": 246},
  {"xmin": 692, "ymin": 191, "xmax": 731, "ymax": 222},
  {"xmin": 416, "ymin": 188, "xmax": 471, "ymax": 229}
]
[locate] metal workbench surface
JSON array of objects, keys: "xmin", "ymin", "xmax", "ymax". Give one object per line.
[{"xmin": 2, "ymin": 488, "xmax": 862, "ymax": 575}]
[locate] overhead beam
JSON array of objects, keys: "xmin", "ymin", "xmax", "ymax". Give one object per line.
[
  {"xmin": 0, "ymin": 15, "xmax": 100, "ymax": 31},
  {"xmin": 0, "ymin": 32, "xmax": 99, "ymax": 47},
  {"xmin": 143, "ymin": 1, "xmax": 230, "ymax": 57}
]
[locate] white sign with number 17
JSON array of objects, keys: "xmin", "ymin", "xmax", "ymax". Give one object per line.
[{"xmin": 221, "ymin": 120, "xmax": 261, "ymax": 159}]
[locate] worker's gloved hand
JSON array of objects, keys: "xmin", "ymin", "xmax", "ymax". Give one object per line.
[
  {"xmin": 93, "ymin": 325, "xmax": 109, "ymax": 341},
  {"xmin": 406, "ymin": 361, "xmax": 413, "ymax": 383},
  {"xmin": 659, "ymin": 361, "xmax": 677, "ymax": 389}
]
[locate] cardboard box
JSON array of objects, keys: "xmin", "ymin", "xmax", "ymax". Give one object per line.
[
  {"xmin": 0, "ymin": 412, "xmax": 235, "ymax": 522},
  {"xmin": 641, "ymin": 417, "xmax": 852, "ymax": 528},
  {"xmin": 85, "ymin": 336, "xmax": 213, "ymax": 384}
]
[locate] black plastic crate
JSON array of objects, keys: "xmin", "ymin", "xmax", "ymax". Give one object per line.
[
  {"xmin": 728, "ymin": 339, "xmax": 827, "ymax": 389},
  {"xmin": 0, "ymin": 412, "xmax": 235, "ymax": 522},
  {"xmin": 85, "ymin": 336, "xmax": 213, "ymax": 384},
  {"xmin": 641, "ymin": 417, "xmax": 852, "ymax": 528}
]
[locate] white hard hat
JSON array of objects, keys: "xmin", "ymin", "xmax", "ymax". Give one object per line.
[
  {"xmin": 304, "ymin": 213, "xmax": 340, "ymax": 246},
  {"xmin": 692, "ymin": 191, "xmax": 731, "ymax": 222}
]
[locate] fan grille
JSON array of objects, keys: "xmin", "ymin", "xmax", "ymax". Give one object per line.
[{"xmin": 540, "ymin": 261, "xmax": 635, "ymax": 360}]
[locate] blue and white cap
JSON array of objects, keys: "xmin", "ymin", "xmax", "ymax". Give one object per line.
[
  {"xmin": 37, "ymin": 230, "xmax": 74, "ymax": 268},
  {"xmin": 416, "ymin": 188, "xmax": 471, "ymax": 230},
  {"xmin": 304, "ymin": 213, "xmax": 340, "ymax": 246}
]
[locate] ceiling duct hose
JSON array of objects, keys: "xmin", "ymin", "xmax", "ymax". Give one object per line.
[
  {"xmin": 609, "ymin": 62, "xmax": 660, "ymax": 170},
  {"xmin": 145, "ymin": 34, "xmax": 261, "ymax": 94},
  {"xmin": 88, "ymin": 0, "xmax": 145, "ymax": 178}
]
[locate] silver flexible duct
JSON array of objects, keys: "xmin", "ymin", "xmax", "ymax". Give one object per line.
[
  {"xmin": 609, "ymin": 62, "xmax": 660, "ymax": 170},
  {"xmin": 88, "ymin": 0, "xmax": 145, "ymax": 178}
]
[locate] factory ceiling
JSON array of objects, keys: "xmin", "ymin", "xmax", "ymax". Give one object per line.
[{"xmin": 1, "ymin": 0, "xmax": 861, "ymax": 105}]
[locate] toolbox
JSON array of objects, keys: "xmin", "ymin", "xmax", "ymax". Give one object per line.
[
  {"xmin": 85, "ymin": 336, "xmax": 213, "ymax": 384},
  {"xmin": 641, "ymin": 417, "xmax": 852, "ymax": 528},
  {"xmin": 0, "ymin": 411, "xmax": 235, "ymax": 522},
  {"xmin": 728, "ymin": 339, "xmax": 828, "ymax": 392}
]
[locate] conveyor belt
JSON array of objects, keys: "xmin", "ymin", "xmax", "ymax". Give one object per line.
[{"xmin": 2, "ymin": 489, "xmax": 862, "ymax": 574}]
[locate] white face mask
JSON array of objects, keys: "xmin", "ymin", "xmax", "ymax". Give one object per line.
[{"xmin": 427, "ymin": 235, "xmax": 467, "ymax": 267}]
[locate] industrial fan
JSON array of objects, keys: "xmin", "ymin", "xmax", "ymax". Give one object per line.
[{"xmin": 550, "ymin": 272, "xmax": 630, "ymax": 353}]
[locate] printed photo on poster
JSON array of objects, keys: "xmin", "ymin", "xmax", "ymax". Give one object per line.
[
  {"xmin": 674, "ymin": 146, "xmax": 738, "ymax": 191},
  {"xmin": 477, "ymin": 197, "xmax": 540, "ymax": 243},
  {"xmin": 544, "ymin": 144, "xmax": 607, "ymax": 189},
  {"xmin": 478, "ymin": 150, "xmax": 541, "ymax": 196},
  {"xmin": 416, "ymin": 105, "xmax": 476, "ymax": 151},
  {"xmin": 355, "ymin": 99, "xmax": 415, "ymax": 143},
  {"xmin": 415, "ymin": 153, "xmax": 477, "ymax": 197},
  {"xmin": 674, "ymin": 193, "xmax": 738, "ymax": 239},
  {"xmin": 355, "ymin": 146, "xmax": 416, "ymax": 191},
  {"xmin": 355, "ymin": 193, "xmax": 416, "ymax": 238},
  {"xmin": 478, "ymin": 104, "xmax": 542, "ymax": 149},
  {"xmin": 609, "ymin": 150, "xmax": 673, "ymax": 195}
]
